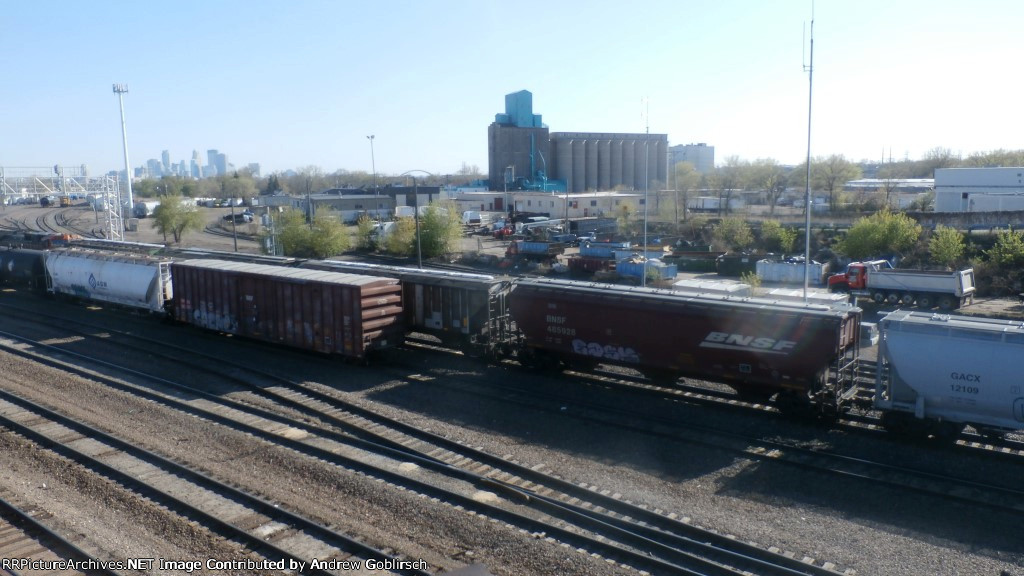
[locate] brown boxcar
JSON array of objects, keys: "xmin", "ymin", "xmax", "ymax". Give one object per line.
[
  {"xmin": 509, "ymin": 278, "xmax": 861, "ymax": 406},
  {"xmin": 171, "ymin": 259, "xmax": 403, "ymax": 358},
  {"xmin": 298, "ymin": 260, "xmax": 513, "ymax": 352}
]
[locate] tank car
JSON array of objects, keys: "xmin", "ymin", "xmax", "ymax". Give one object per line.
[
  {"xmin": 299, "ymin": 260, "xmax": 513, "ymax": 355},
  {"xmin": 875, "ymin": 310, "xmax": 1024, "ymax": 439},
  {"xmin": 170, "ymin": 259, "xmax": 403, "ymax": 359},
  {"xmin": 44, "ymin": 249, "xmax": 174, "ymax": 313},
  {"xmin": 0, "ymin": 248, "xmax": 48, "ymax": 292},
  {"xmin": 509, "ymin": 278, "xmax": 861, "ymax": 411}
]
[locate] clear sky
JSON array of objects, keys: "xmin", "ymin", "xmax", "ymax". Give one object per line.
[{"xmin": 3, "ymin": 0, "xmax": 1022, "ymax": 178}]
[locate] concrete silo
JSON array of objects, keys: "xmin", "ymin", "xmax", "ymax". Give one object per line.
[
  {"xmin": 623, "ymin": 140, "xmax": 636, "ymax": 190},
  {"xmin": 585, "ymin": 139, "xmax": 598, "ymax": 191},
  {"xmin": 555, "ymin": 138, "xmax": 574, "ymax": 194},
  {"xmin": 598, "ymin": 139, "xmax": 611, "ymax": 191},
  {"xmin": 572, "ymin": 139, "xmax": 587, "ymax": 193},
  {"xmin": 610, "ymin": 139, "xmax": 623, "ymax": 189}
]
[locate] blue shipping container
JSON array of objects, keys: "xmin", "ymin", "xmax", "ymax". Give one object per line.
[
  {"xmin": 580, "ymin": 242, "xmax": 631, "ymax": 259},
  {"xmin": 617, "ymin": 261, "xmax": 678, "ymax": 280}
]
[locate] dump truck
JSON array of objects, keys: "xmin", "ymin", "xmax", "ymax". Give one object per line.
[{"xmin": 827, "ymin": 260, "xmax": 975, "ymax": 310}]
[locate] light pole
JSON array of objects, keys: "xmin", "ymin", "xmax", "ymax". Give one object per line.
[
  {"xmin": 504, "ymin": 164, "xmax": 514, "ymax": 215},
  {"xmin": 113, "ymin": 84, "xmax": 134, "ymax": 214},
  {"xmin": 366, "ymin": 135, "xmax": 378, "ymax": 195},
  {"xmin": 642, "ymin": 140, "xmax": 650, "ymax": 287},
  {"xmin": 399, "ymin": 170, "xmax": 435, "ymax": 268}
]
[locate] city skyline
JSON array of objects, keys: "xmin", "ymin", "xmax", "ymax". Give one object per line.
[{"xmin": 3, "ymin": 1, "xmax": 1023, "ymax": 177}]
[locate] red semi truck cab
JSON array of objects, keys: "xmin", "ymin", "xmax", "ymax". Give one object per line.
[{"xmin": 827, "ymin": 260, "xmax": 893, "ymax": 292}]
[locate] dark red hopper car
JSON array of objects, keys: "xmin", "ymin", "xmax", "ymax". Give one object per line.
[
  {"xmin": 171, "ymin": 259, "xmax": 404, "ymax": 358},
  {"xmin": 509, "ymin": 278, "xmax": 860, "ymax": 399}
]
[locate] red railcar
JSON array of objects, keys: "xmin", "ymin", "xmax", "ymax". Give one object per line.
[
  {"xmin": 509, "ymin": 278, "xmax": 861, "ymax": 408},
  {"xmin": 171, "ymin": 259, "xmax": 403, "ymax": 358}
]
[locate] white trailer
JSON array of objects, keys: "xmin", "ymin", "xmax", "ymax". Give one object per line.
[
  {"xmin": 44, "ymin": 250, "xmax": 173, "ymax": 313},
  {"xmin": 875, "ymin": 310, "xmax": 1024, "ymax": 438}
]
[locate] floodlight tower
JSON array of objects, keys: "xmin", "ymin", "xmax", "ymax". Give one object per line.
[{"xmin": 113, "ymin": 83, "xmax": 134, "ymax": 213}]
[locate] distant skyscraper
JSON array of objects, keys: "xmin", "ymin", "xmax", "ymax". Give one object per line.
[
  {"xmin": 191, "ymin": 150, "xmax": 202, "ymax": 179},
  {"xmin": 669, "ymin": 143, "xmax": 715, "ymax": 174},
  {"xmin": 161, "ymin": 150, "xmax": 171, "ymax": 174},
  {"xmin": 207, "ymin": 149, "xmax": 219, "ymax": 176}
]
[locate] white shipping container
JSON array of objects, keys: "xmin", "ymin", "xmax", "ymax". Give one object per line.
[{"xmin": 756, "ymin": 259, "xmax": 830, "ymax": 285}]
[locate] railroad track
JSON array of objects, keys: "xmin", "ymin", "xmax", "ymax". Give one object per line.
[
  {"xmin": 0, "ymin": 299, "xmax": 851, "ymax": 576},
  {"xmin": 0, "ymin": 495, "xmax": 114, "ymax": 576},
  {"xmin": 7, "ymin": 296, "xmax": 1024, "ymax": 574},
  {"xmin": 0, "ymin": 384, "xmax": 432, "ymax": 576}
]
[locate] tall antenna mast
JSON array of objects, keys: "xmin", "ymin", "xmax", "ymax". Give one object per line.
[{"xmin": 802, "ymin": 5, "xmax": 815, "ymax": 300}]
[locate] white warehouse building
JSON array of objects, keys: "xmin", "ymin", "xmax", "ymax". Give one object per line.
[{"xmin": 934, "ymin": 167, "xmax": 1024, "ymax": 212}]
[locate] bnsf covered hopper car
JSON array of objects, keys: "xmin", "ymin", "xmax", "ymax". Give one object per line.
[
  {"xmin": 299, "ymin": 260, "xmax": 513, "ymax": 354},
  {"xmin": 171, "ymin": 259, "xmax": 403, "ymax": 358},
  {"xmin": 45, "ymin": 249, "xmax": 173, "ymax": 313},
  {"xmin": 509, "ymin": 278, "xmax": 861, "ymax": 409},
  {"xmin": 875, "ymin": 310, "xmax": 1024, "ymax": 438}
]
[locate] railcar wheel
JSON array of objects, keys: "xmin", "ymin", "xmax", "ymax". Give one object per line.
[
  {"xmin": 881, "ymin": 412, "xmax": 919, "ymax": 436},
  {"xmin": 932, "ymin": 421, "xmax": 964, "ymax": 442},
  {"xmin": 916, "ymin": 294, "xmax": 933, "ymax": 309},
  {"xmin": 774, "ymin": 390, "xmax": 815, "ymax": 418},
  {"xmin": 733, "ymin": 386, "xmax": 774, "ymax": 404},
  {"xmin": 900, "ymin": 293, "xmax": 915, "ymax": 306}
]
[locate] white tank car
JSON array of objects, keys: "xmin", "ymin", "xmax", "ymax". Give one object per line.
[
  {"xmin": 44, "ymin": 249, "xmax": 173, "ymax": 313},
  {"xmin": 875, "ymin": 309, "xmax": 1024, "ymax": 438}
]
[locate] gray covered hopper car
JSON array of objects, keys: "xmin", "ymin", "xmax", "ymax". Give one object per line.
[
  {"xmin": 170, "ymin": 259, "xmax": 403, "ymax": 358},
  {"xmin": 45, "ymin": 249, "xmax": 173, "ymax": 313},
  {"xmin": 875, "ymin": 310, "xmax": 1024, "ymax": 438}
]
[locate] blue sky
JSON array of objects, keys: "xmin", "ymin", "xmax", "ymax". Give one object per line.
[{"xmin": 4, "ymin": 0, "xmax": 1022, "ymax": 177}]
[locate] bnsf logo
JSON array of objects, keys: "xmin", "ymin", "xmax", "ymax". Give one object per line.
[{"xmin": 700, "ymin": 331, "xmax": 797, "ymax": 354}]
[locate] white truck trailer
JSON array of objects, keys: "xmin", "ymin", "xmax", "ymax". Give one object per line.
[{"xmin": 829, "ymin": 261, "xmax": 975, "ymax": 309}]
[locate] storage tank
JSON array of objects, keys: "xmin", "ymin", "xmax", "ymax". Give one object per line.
[
  {"xmin": 610, "ymin": 140, "xmax": 623, "ymax": 187},
  {"xmin": 622, "ymin": 140, "xmax": 635, "ymax": 188},
  {"xmin": 556, "ymin": 139, "xmax": 574, "ymax": 194},
  {"xmin": 598, "ymin": 140, "xmax": 611, "ymax": 190},
  {"xmin": 585, "ymin": 139, "xmax": 598, "ymax": 191},
  {"xmin": 572, "ymin": 139, "xmax": 586, "ymax": 193},
  {"xmin": 876, "ymin": 310, "xmax": 1024, "ymax": 433},
  {"xmin": 44, "ymin": 249, "xmax": 173, "ymax": 313},
  {"xmin": 171, "ymin": 259, "xmax": 403, "ymax": 358}
]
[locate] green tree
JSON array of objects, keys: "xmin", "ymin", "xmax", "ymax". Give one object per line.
[
  {"xmin": 928, "ymin": 225, "xmax": 965, "ymax": 269},
  {"xmin": 308, "ymin": 213, "xmax": 350, "ymax": 258},
  {"xmin": 419, "ymin": 201, "xmax": 463, "ymax": 258},
  {"xmin": 355, "ymin": 214, "xmax": 376, "ymax": 249},
  {"xmin": 667, "ymin": 161, "xmax": 700, "ymax": 227},
  {"xmin": 712, "ymin": 217, "xmax": 754, "ymax": 252},
  {"xmin": 383, "ymin": 217, "xmax": 417, "ymax": 256},
  {"xmin": 814, "ymin": 154, "xmax": 861, "ymax": 212},
  {"xmin": 985, "ymin": 228, "xmax": 1024, "ymax": 268},
  {"xmin": 150, "ymin": 194, "xmax": 204, "ymax": 244},
  {"xmin": 836, "ymin": 209, "xmax": 921, "ymax": 260},
  {"xmin": 750, "ymin": 159, "xmax": 787, "ymax": 214},
  {"xmin": 273, "ymin": 208, "xmax": 350, "ymax": 258},
  {"xmin": 760, "ymin": 220, "xmax": 798, "ymax": 254}
]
